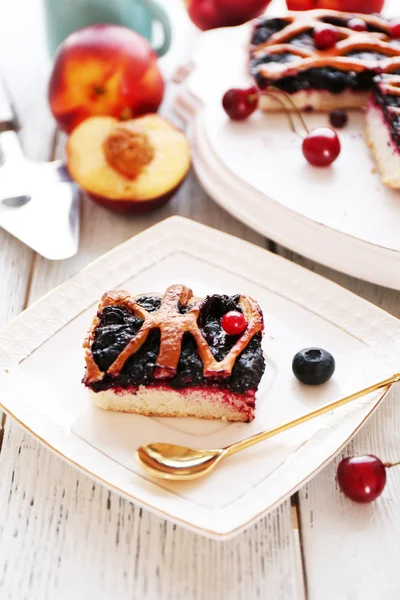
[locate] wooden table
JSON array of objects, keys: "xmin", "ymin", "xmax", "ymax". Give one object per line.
[{"xmin": 1, "ymin": 1, "xmax": 400, "ymax": 598}]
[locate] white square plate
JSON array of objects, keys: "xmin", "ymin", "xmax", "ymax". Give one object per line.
[{"xmin": 0, "ymin": 216, "xmax": 399, "ymax": 540}]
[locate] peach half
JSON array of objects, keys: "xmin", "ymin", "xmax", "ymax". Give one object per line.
[{"xmin": 67, "ymin": 114, "xmax": 191, "ymax": 213}]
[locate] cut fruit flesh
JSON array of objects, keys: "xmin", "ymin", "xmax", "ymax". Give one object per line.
[{"xmin": 67, "ymin": 114, "xmax": 191, "ymax": 202}]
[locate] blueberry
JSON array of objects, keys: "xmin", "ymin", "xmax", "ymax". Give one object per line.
[
  {"xmin": 329, "ymin": 109, "xmax": 348, "ymax": 129},
  {"xmin": 292, "ymin": 348, "xmax": 335, "ymax": 385}
]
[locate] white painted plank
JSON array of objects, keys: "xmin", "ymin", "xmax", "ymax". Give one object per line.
[
  {"xmin": 0, "ymin": 183, "xmax": 301, "ymax": 598},
  {"xmin": 0, "ymin": 142, "xmax": 300, "ymax": 599},
  {"xmin": 0, "ymin": 424, "xmax": 300, "ymax": 600},
  {"xmin": 300, "ymin": 389, "xmax": 400, "ymax": 600},
  {"xmin": 0, "ymin": 2, "xmax": 297, "ymax": 598},
  {"xmin": 29, "ymin": 124, "xmax": 265, "ymax": 298},
  {"xmin": 277, "ymin": 249, "xmax": 400, "ymax": 600},
  {"xmin": 0, "ymin": 0, "xmax": 52, "ymax": 329},
  {"xmin": 0, "ymin": 232, "xmax": 32, "ymax": 327},
  {"xmin": 0, "ymin": 0, "xmax": 54, "ymax": 160}
]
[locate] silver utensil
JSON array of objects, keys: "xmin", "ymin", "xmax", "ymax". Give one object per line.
[{"xmin": 0, "ymin": 78, "xmax": 80, "ymax": 260}]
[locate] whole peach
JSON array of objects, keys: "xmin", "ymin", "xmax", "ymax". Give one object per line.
[
  {"xmin": 185, "ymin": 0, "xmax": 272, "ymax": 30},
  {"xmin": 48, "ymin": 24, "xmax": 164, "ymax": 133}
]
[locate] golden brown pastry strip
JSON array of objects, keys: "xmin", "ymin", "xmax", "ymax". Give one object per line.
[{"xmin": 378, "ymin": 73, "xmax": 400, "ymax": 96}]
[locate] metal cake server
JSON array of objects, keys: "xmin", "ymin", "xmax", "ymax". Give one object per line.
[{"xmin": 0, "ymin": 78, "xmax": 80, "ymax": 260}]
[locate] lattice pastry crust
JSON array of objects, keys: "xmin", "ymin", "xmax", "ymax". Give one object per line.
[
  {"xmin": 84, "ymin": 284, "xmax": 264, "ymax": 385},
  {"xmin": 250, "ymin": 9, "xmax": 400, "ymax": 83}
]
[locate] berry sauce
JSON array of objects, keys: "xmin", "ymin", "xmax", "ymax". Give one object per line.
[{"xmin": 87, "ymin": 294, "xmax": 265, "ymax": 395}]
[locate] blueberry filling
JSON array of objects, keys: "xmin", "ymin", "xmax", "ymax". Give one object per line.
[
  {"xmin": 251, "ymin": 52, "xmax": 299, "ymax": 69},
  {"xmin": 88, "ymin": 294, "xmax": 265, "ymax": 394},
  {"xmin": 372, "ymin": 85, "xmax": 400, "ymax": 148},
  {"xmin": 253, "ymin": 65, "xmax": 377, "ymax": 93},
  {"xmin": 91, "ymin": 306, "xmax": 144, "ymax": 373},
  {"xmin": 288, "ymin": 30, "xmax": 315, "ymax": 50},
  {"xmin": 90, "ymin": 295, "xmax": 162, "ymax": 373},
  {"xmin": 320, "ymin": 17, "xmax": 347, "ymax": 27},
  {"xmin": 251, "ymin": 18, "xmax": 290, "ymax": 46},
  {"xmin": 321, "ymin": 16, "xmax": 388, "ymax": 34},
  {"xmin": 135, "ymin": 295, "xmax": 162, "ymax": 313},
  {"xmin": 345, "ymin": 50, "xmax": 388, "ymax": 61}
]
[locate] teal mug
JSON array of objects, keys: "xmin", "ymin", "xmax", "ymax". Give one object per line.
[{"xmin": 44, "ymin": 0, "xmax": 171, "ymax": 57}]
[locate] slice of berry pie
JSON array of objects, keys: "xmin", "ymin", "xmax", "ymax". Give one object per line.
[
  {"xmin": 83, "ymin": 284, "xmax": 265, "ymax": 422},
  {"xmin": 250, "ymin": 9, "xmax": 400, "ymax": 111},
  {"xmin": 366, "ymin": 73, "xmax": 400, "ymax": 189}
]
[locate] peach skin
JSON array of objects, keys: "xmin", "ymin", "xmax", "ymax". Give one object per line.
[{"xmin": 48, "ymin": 24, "xmax": 164, "ymax": 133}]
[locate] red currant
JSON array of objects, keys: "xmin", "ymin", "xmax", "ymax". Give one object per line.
[
  {"xmin": 347, "ymin": 18, "xmax": 367, "ymax": 32},
  {"xmin": 302, "ymin": 127, "xmax": 341, "ymax": 167},
  {"xmin": 313, "ymin": 25, "xmax": 339, "ymax": 50},
  {"xmin": 221, "ymin": 311, "xmax": 248, "ymax": 335},
  {"xmin": 337, "ymin": 455, "xmax": 386, "ymax": 503},
  {"xmin": 222, "ymin": 87, "xmax": 259, "ymax": 121},
  {"xmin": 391, "ymin": 21, "xmax": 400, "ymax": 39}
]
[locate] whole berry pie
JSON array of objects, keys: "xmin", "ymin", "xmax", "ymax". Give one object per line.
[
  {"xmin": 250, "ymin": 9, "xmax": 400, "ymax": 112},
  {"xmin": 83, "ymin": 284, "xmax": 265, "ymax": 422}
]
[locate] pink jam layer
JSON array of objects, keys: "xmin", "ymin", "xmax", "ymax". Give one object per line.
[{"xmin": 97, "ymin": 383, "xmax": 256, "ymax": 414}]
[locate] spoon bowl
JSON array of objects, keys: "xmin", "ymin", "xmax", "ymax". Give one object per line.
[{"xmin": 136, "ymin": 443, "xmax": 225, "ymax": 480}]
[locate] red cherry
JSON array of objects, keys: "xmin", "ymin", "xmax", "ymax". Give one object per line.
[
  {"xmin": 221, "ymin": 311, "xmax": 248, "ymax": 335},
  {"xmin": 313, "ymin": 24, "xmax": 339, "ymax": 50},
  {"xmin": 337, "ymin": 455, "xmax": 386, "ymax": 503},
  {"xmin": 347, "ymin": 18, "xmax": 367, "ymax": 32},
  {"xmin": 302, "ymin": 127, "xmax": 341, "ymax": 167},
  {"xmin": 391, "ymin": 21, "xmax": 400, "ymax": 39},
  {"xmin": 222, "ymin": 87, "xmax": 259, "ymax": 121}
]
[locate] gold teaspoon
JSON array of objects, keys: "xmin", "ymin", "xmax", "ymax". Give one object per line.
[{"xmin": 136, "ymin": 371, "xmax": 400, "ymax": 481}]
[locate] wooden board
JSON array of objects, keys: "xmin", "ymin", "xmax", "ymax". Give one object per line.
[
  {"xmin": 1, "ymin": 0, "xmax": 400, "ymax": 597},
  {"xmin": 0, "ymin": 0, "xmax": 303, "ymax": 593},
  {"xmin": 277, "ymin": 248, "xmax": 400, "ymax": 600},
  {"xmin": 0, "ymin": 166, "xmax": 304, "ymax": 597}
]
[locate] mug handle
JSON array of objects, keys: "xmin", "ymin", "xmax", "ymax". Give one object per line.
[{"xmin": 144, "ymin": 0, "xmax": 172, "ymax": 57}]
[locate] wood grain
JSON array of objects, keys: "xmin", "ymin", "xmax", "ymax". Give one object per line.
[
  {"xmin": 0, "ymin": 114, "xmax": 302, "ymax": 600},
  {"xmin": 3, "ymin": 0, "xmax": 400, "ymax": 597},
  {"xmin": 0, "ymin": 424, "xmax": 301, "ymax": 600},
  {"xmin": 0, "ymin": 174, "xmax": 303, "ymax": 599},
  {"xmin": 0, "ymin": 0, "xmax": 51, "ymax": 327},
  {"xmin": 277, "ymin": 248, "xmax": 400, "ymax": 600}
]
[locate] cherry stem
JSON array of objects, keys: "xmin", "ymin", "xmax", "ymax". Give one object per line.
[
  {"xmin": 384, "ymin": 461, "xmax": 400, "ymax": 469},
  {"xmin": 260, "ymin": 86, "xmax": 310, "ymax": 137}
]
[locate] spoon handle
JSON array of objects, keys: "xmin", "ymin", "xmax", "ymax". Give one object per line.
[{"xmin": 224, "ymin": 371, "xmax": 400, "ymax": 458}]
